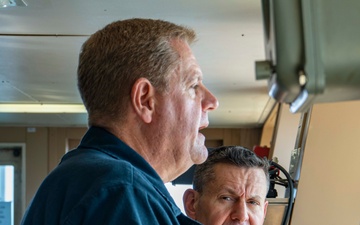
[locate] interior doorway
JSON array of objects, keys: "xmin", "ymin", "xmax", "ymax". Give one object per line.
[{"xmin": 0, "ymin": 144, "xmax": 25, "ymax": 225}]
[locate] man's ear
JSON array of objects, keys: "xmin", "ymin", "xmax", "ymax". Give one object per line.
[
  {"xmin": 263, "ymin": 200, "xmax": 269, "ymax": 222},
  {"xmin": 131, "ymin": 78, "xmax": 155, "ymax": 124},
  {"xmin": 183, "ymin": 189, "xmax": 198, "ymax": 219}
]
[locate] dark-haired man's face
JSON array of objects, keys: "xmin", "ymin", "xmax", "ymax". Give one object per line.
[{"xmin": 184, "ymin": 163, "xmax": 268, "ymax": 225}]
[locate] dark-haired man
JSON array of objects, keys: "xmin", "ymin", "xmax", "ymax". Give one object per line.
[{"xmin": 183, "ymin": 146, "xmax": 269, "ymax": 225}]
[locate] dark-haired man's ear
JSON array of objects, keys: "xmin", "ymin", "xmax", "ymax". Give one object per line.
[
  {"xmin": 131, "ymin": 78, "xmax": 155, "ymax": 123},
  {"xmin": 183, "ymin": 189, "xmax": 197, "ymax": 219},
  {"xmin": 263, "ymin": 200, "xmax": 269, "ymax": 223}
]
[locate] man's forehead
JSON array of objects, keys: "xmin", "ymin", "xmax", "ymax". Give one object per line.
[{"xmin": 209, "ymin": 163, "xmax": 268, "ymax": 194}]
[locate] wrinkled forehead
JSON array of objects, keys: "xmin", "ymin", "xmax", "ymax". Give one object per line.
[{"xmin": 209, "ymin": 163, "xmax": 268, "ymax": 196}]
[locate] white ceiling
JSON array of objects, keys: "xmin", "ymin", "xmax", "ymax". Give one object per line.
[{"xmin": 0, "ymin": 0, "xmax": 275, "ymax": 128}]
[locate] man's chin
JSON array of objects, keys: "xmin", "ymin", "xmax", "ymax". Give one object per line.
[{"xmin": 192, "ymin": 145, "xmax": 208, "ymax": 164}]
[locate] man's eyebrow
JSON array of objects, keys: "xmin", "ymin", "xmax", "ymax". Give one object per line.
[
  {"xmin": 219, "ymin": 186, "xmax": 264, "ymax": 201},
  {"xmin": 217, "ymin": 186, "xmax": 238, "ymax": 196},
  {"xmin": 184, "ymin": 72, "xmax": 202, "ymax": 84},
  {"xmin": 248, "ymin": 195, "xmax": 263, "ymax": 201}
]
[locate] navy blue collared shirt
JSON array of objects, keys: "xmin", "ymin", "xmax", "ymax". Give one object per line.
[{"xmin": 21, "ymin": 126, "xmax": 200, "ymax": 225}]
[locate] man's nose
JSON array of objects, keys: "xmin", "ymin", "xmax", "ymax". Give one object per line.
[
  {"xmin": 202, "ymin": 86, "xmax": 219, "ymax": 111},
  {"xmin": 230, "ymin": 201, "xmax": 250, "ymax": 223}
]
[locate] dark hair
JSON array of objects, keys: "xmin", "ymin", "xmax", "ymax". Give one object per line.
[
  {"xmin": 193, "ymin": 146, "xmax": 270, "ymax": 193},
  {"xmin": 77, "ymin": 18, "xmax": 196, "ymax": 125}
]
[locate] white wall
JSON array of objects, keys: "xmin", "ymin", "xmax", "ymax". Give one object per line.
[{"xmin": 291, "ymin": 100, "xmax": 360, "ymax": 225}]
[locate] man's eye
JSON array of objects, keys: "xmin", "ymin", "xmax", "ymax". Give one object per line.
[
  {"xmin": 192, "ymin": 84, "xmax": 199, "ymax": 89},
  {"xmin": 221, "ymin": 196, "xmax": 233, "ymax": 201},
  {"xmin": 248, "ymin": 200, "xmax": 260, "ymax": 206}
]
